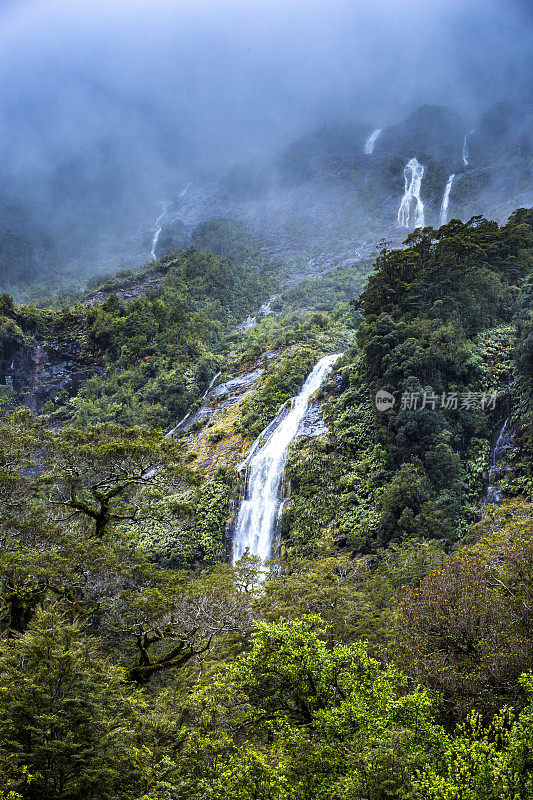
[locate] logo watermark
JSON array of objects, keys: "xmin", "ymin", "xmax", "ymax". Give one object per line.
[
  {"xmin": 375, "ymin": 389, "xmax": 498, "ymax": 412},
  {"xmin": 375, "ymin": 389, "xmax": 396, "ymax": 411}
]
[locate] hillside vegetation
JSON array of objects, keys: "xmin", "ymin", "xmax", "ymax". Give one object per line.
[{"xmin": 0, "ymin": 210, "xmax": 532, "ymax": 799}]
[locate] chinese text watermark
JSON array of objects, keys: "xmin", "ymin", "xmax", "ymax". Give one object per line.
[{"xmin": 375, "ymin": 390, "xmax": 498, "ymax": 412}]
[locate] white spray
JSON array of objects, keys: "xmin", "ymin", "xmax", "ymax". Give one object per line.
[
  {"xmin": 397, "ymin": 158, "xmax": 425, "ymax": 229},
  {"xmin": 150, "ymin": 202, "xmax": 169, "ymax": 260},
  {"xmin": 364, "ymin": 128, "xmax": 382, "ymax": 154},
  {"xmin": 439, "ymin": 174, "xmax": 455, "ymax": 226}
]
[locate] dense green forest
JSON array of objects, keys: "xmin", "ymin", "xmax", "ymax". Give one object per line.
[{"xmin": 0, "ymin": 211, "xmax": 533, "ymax": 799}]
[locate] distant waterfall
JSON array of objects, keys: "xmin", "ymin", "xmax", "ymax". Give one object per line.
[
  {"xmin": 232, "ymin": 353, "xmax": 342, "ymax": 567},
  {"xmin": 439, "ymin": 174, "xmax": 455, "ymax": 226},
  {"xmin": 462, "ymin": 133, "xmax": 470, "ymax": 167},
  {"xmin": 150, "ymin": 202, "xmax": 169, "ymax": 260},
  {"xmin": 397, "ymin": 158, "xmax": 425, "ymax": 229},
  {"xmin": 364, "ymin": 128, "xmax": 382, "ymax": 154},
  {"xmin": 167, "ymin": 370, "xmax": 221, "ymax": 437},
  {"xmin": 483, "ymin": 418, "xmax": 513, "ymax": 506}
]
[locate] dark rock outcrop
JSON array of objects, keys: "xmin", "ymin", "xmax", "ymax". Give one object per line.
[{"xmin": 1, "ymin": 342, "xmax": 97, "ymax": 412}]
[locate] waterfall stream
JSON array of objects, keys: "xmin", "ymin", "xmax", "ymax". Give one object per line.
[
  {"xmin": 150, "ymin": 202, "xmax": 169, "ymax": 260},
  {"xmin": 483, "ymin": 418, "xmax": 513, "ymax": 505},
  {"xmin": 462, "ymin": 133, "xmax": 470, "ymax": 167},
  {"xmin": 232, "ymin": 353, "xmax": 342, "ymax": 566},
  {"xmin": 397, "ymin": 158, "xmax": 425, "ymax": 229},
  {"xmin": 166, "ymin": 370, "xmax": 222, "ymax": 437},
  {"xmin": 439, "ymin": 174, "xmax": 455, "ymax": 226},
  {"xmin": 364, "ymin": 128, "xmax": 382, "ymax": 154}
]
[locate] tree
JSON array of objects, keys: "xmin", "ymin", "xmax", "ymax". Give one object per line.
[
  {"xmin": 108, "ymin": 568, "xmax": 252, "ymax": 685},
  {"xmin": 180, "ymin": 617, "xmax": 444, "ymax": 799},
  {"xmin": 394, "ymin": 500, "xmax": 533, "ymax": 718},
  {"xmin": 414, "ymin": 672, "xmax": 533, "ymax": 799},
  {"xmin": 0, "ymin": 609, "xmax": 134, "ymax": 800},
  {"xmin": 42, "ymin": 423, "xmax": 191, "ymax": 539},
  {"xmin": 0, "ymin": 408, "xmax": 44, "ymax": 516}
]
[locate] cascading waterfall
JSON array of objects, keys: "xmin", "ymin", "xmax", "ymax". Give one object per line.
[
  {"xmin": 232, "ymin": 353, "xmax": 342, "ymax": 567},
  {"xmin": 397, "ymin": 158, "xmax": 425, "ymax": 229},
  {"xmin": 150, "ymin": 202, "xmax": 169, "ymax": 260},
  {"xmin": 363, "ymin": 128, "xmax": 382, "ymax": 154},
  {"xmin": 483, "ymin": 418, "xmax": 513, "ymax": 505},
  {"xmin": 439, "ymin": 174, "xmax": 455, "ymax": 226},
  {"xmin": 462, "ymin": 133, "xmax": 469, "ymax": 166}
]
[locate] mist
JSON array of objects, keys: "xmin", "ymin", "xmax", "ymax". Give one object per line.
[
  {"xmin": 1, "ymin": 0, "xmax": 531, "ymax": 171},
  {"xmin": 0, "ymin": 0, "xmax": 532, "ymax": 284}
]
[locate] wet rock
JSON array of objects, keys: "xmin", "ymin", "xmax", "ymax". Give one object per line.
[
  {"xmin": 297, "ymin": 402, "xmax": 328, "ymax": 438},
  {"xmin": 176, "ymin": 365, "xmax": 265, "ymax": 436},
  {"xmin": 334, "ymin": 373, "xmax": 348, "ymax": 394},
  {"xmin": 83, "ymin": 272, "xmax": 164, "ymax": 307},
  {"xmin": 1, "ymin": 342, "xmax": 97, "ymax": 412},
  {"xmin": 211, "ymin": 368, "xmax": 264, "ymax": 400},
  {"xmin": 179, "ymin": 406, "xmax": 213, "ymax": 433}
]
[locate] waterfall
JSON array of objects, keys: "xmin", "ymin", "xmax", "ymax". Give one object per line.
[
  {"xmin": 179, "ymin": 182, "xmax": 192, "ymax": 198},
  {"xmin": 462, "ymin": 133, "xmax": 470, "ymax": 167},
  {"xmin": 397, "ymin": 158, "xmax": 425, "ymax": 229},
  {"xmin": 364, "ymin": 128, "xmax": 382, "ymax": 154},
  {"xmin": 166, "ymin": 370, "xmax": 222, "ymax": 436},
  {"xmin": 150, "ymin": 202, "xmax": 169, "ymax": 260},
  {"xmin": 483, "ymin": 418, "xmax": 513, "ymax": 505},
  {"xmin": 439, "ymin": 174, "xmax": 455, "ymax": 226},
  {"xmin": 232, "ymin": 353, "xmax": 342, "ymax": 567}
]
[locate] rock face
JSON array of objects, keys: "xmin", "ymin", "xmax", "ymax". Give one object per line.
[
  {"xmin": 297, "ymin": 402, "xmax": 329, "ymax": 438},
  {"xmin": 1, "ymin": 342, "xmax": 96, "ymax": 412},
  {"xmin": 378, "ymin": 105, "xmax": 467, "ymax": 164},
  {"xmin": 150, "ymin": 101, "xmax": 532, "ymax": 279},
  {"xmin": 83, "ymin": 272, "xmax": 164, "ymax": 306},
  {"xmin": 174, "ymin": 347, "xmax": 338, "ymax": 478}
]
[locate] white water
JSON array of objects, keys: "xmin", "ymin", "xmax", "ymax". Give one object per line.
[
  {"xmin": 484, "ymin": 418, "xmax": 513, "ymax": 505},
  {"xmin": 230, "ymin": 297, "xmax": 277, "ymax": 335},
  {"xmin": 439, "ymin": 174, "xmax": 455, "ymax": 226},
  {"xmin": 150, "ymin": 202, "xmax": 169, "ymax": 260},
  {"xmin": 462, "ymin": 134, "xmax": 469, "ymax": 167},
  {"xmin": 397, "ymin": 158, "xmax": 425, "ymax": 229},
  {"xmin": 167, "ymin": 370, "xmax": 222, "ymax": 436},
  {"xmin": 232, "ymin": 353, "xmax": 342, "ymax": 566},
  {"xmin": 364, "ymin": 128, "xmax": 382, "ymax": 154},
  {"xmin": 179, "ymin": 182, "xmax": 192, "ymax": 198}
]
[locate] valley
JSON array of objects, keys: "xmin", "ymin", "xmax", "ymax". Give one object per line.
[{"xmin": 0, "ymin": 11, "xmax": 533, "ymax": 794}]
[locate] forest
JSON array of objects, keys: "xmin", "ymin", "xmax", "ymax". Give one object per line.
[{"xmin": 0, "ymin": 208, "xmax": 532, "ymax": 799}]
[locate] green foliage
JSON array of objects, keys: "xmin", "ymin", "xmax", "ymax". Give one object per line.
[
  {"xmin": 237, "ymin": 346, "xmax": 319, "ymax": 438},
  {"xmin": 191, "ymin": 218, "xmax": 268, "ymax": 267},
  {"xmin": 0, "ymin": 244, "xmax": 277, "ymax": 425},
  {"xmin": 394, "ymin": 500, "xmax": 533, "ymax": 717},
  {"xmin": 184, "ymin": 617, "xmax": 444, "ymax": 800},
  {"xmin": 42, "ymin": 422, "xmax": 190, "ymax": 538},
  {"xmin": 71, "ymin": 248, "xmax": 273, "ymax": 427},
  {"xmin": 0, "ymin": 609, "xmax": 134, "ymax": 800},
  {"xmin": 283, "ymin": 211, "xmax": 533, "ymax": 554},
  {"xmin": 414, "ymin": 677, "xmax": 533, "ymax": 799},
  {"xmin": 0, "ymin": 208, "xmax": 532, "ymax": 799},
  {"xmin": 258, "ymin": 544, "xmax": 447, "ymax": 650},
  {"xmin": 136, "ymin": 475, "xmax": 232, "ymax": 569}
]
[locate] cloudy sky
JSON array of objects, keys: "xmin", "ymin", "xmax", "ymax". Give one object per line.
[{"xmin": 0, "ymin": 0, "xmax": 531, "ymax": 176}]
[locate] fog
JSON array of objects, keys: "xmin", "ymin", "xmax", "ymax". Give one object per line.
[
  {"xmin": 0, "ymin": 0, "xmax": 531, "ymax": 281},
  {"xmin": 1, "ymin": 0, "xmax": 531, "ymax": 170}
]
